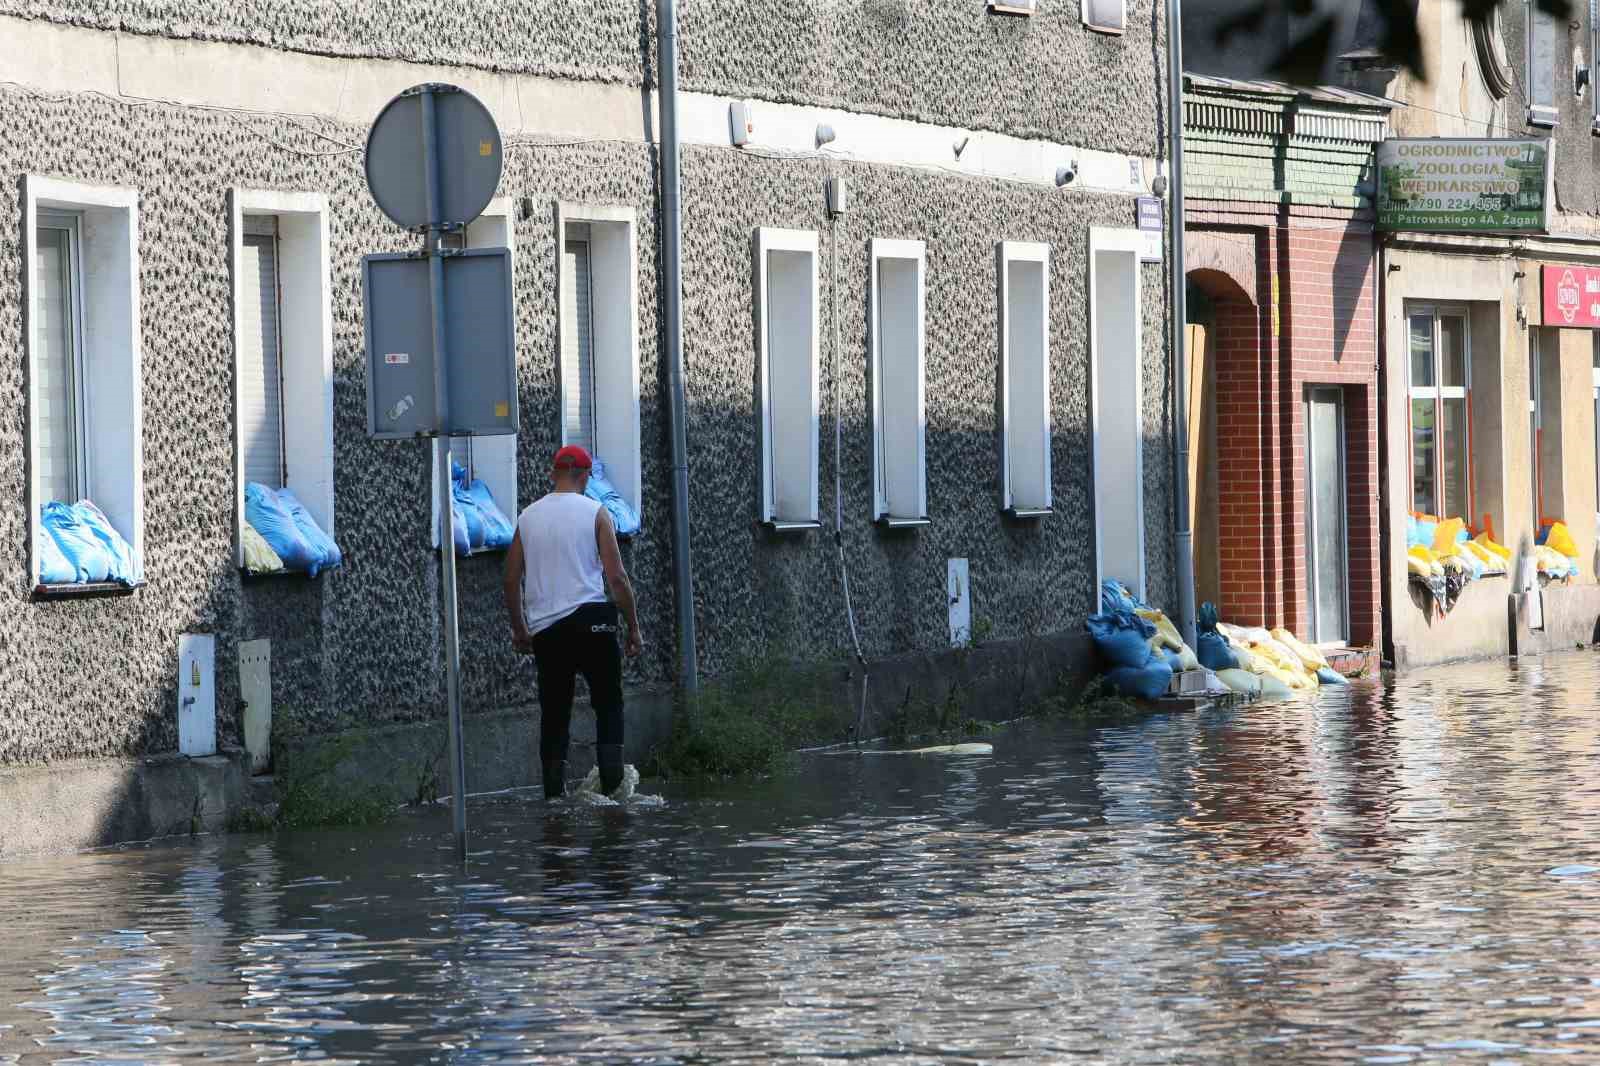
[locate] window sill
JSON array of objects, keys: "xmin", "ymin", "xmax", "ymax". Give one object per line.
[
  {"xmin": 1003, "ymin": 506, "xmax": 1053, "ymax": 520},
  {"xmin": 33, "ymin": 581, "xmax": 142, "ymax": 602},
  {"xmin": 762, "ymin": 519, "xmax": 823, "ymax": 534},
  {"xmin": 431, "ymin": 545, "xmax": 511, "ymax": 559},
  {"xmin": 240, "ymin": 567, "xmax": 324, "ymax": 584},
  {"xmin": 986, "ymin": 3, "xmax": 1035, "ymax": 15},
  {"xmin": 876, "ymin": 516, "xmax": 931, "ymax": 530},
  {"xmin": 1528, "ymin": 106, "xmax": 1559, "ymax": 129}
]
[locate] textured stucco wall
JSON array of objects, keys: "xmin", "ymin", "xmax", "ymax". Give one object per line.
[{"xmin": 0, "ymin": 0, "xmax": 1166, "ymax": 151}]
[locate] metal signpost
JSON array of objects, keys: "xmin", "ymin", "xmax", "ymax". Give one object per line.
[{"xmin": 361, "ymin": 83, "xmax": 516, "ymax": 861}]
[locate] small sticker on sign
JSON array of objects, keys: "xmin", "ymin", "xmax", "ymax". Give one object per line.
[
  {"xmin": 385, "ymin": 353, "xmax": 410, "ymax": 365},
  {"xmin": 480, "ymin": 140, "xmax": 493, "ymax": 157},
  {"xmin": 495, "ymin": 402, "xmax": 509, "ymax": 418}
]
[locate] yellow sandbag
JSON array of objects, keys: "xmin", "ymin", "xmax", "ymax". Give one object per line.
[
  {"xmin": 1230, "ymin": 644, "xmax": 1266, "ymax": 674},
  {"xmin": 1135, "ymin": 608, "xmax": 1184, "ymax": 651},
  {"xmin": 1534, "ymin": 544, "xmax": 1573, "ymax": 573},
  {"xmin": 1250, "ymin": 636, "xmax": 1302, "ymax": 675},
  {"xmin": 1432, "ymin": 517, "xmax": 1466, "ymax": 555},
  {"xmin": 1215, "ymin": 669, "xmax": 1262, "ymax": 696},
  {"xmin": 1407, "ymin": 554, "xmax": 1432, "ymax": 578},
  {"xmin": 242, "ymin": 522, "xmax": 284, "ymax": 574},
  {"xmin": 1463, "ymin": 541, "xmax": 1501, "ymax": 571},
  {"xmin": 1474, "ymin": 533, "xmax": 1511, "ymax": 560},
  {"xmin": 1544, "ymin": 521, "xmax": 1578, "ymax": 559},
  {"xmin": 1270, "ymin": 628, "xmax": 1329, "ymax": 671}
]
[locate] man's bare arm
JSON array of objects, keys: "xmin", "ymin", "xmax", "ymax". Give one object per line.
[
  {"xmin": 595, "ymin": 509, "xmax": 642, "ymax": 656},
  {"xmin": 503, "ymin": 530, "xmax": 532, "ymax": 650}
]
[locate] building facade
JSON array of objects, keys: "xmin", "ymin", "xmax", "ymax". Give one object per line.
[
  {"xmin": 1181, "ymin": 75, "xmax": 1390, "ymax": 653},
  {"xmin": 0, "ymin": 1, "xmax": 1175, "ymax": 844},
  {"xmin": 1347, "ymin": 0, "xmax": 1600, "ymax": 667}
]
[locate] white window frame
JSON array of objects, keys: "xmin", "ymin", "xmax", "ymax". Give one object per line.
[
  {"xmin": 23, "ymin": 176, "xmax": 143, "ymax": 590},
  {"xmin": 1404, "ymin": 303, "xmax": 1472, "ymax": 519},
  {"xmin": 755, "ymin": 227, "xmax": 821, "ymax": 530},
  {"xmin": 1088, "ymin": 227, "xmax": 1145, "ymax": 601},
  {"xmin": 1082, "ymin": 0, "xmax": 1127, "ymax": 34},
  {"xmin": 557, "ymin": 202, "xmax": 642, "ymax": 520},
  {"xmin": 1528, "ymin": 0, "xmax": 1561, "ymax": 127},
  {"xmin": 869, "ymin": 238, "xmax": 928, "ymax": 526},
  {"xmin": 999, "ymin": 240, "xmax": 1052, "ymax": 518},
  {"xmin": 433, "ymin": 197, "xmax": 521, "ymax": 548},
  {"xmin": 34, "ymin": 211, "xmax": 88, "ymax": 505},
  {"xmin": 230, "ymin": 189, "xmax": 335, "ymax": 568}
]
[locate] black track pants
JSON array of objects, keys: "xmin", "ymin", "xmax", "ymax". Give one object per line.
[{"xmin": 532, "ymin": 602, "xmax": 624, "ymax": 762}]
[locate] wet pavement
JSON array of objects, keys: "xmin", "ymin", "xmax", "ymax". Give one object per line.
[{"xmin": 4, "ymin": 652, "xmax": 1600, "ymax": 1063}]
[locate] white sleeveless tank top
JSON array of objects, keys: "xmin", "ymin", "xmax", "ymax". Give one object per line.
[{"xmin": 517, "ymin": 491, "xmax": 609, "ymax": 635}]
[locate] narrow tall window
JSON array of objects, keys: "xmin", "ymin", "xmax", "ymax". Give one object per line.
[
  {"xmin": 1407, "ymin": 305, "xmax": 1471, "ymax": 519},
  {"xmin": 1528, "ymin": 0, "xmax": 1561, "ymax": 127},
  {"xmin": 1082, "ymin": 0, "xmax": 1125, "ymax": 33},
  {"xmin": 1531, "ymin": 328, "xmax": 1543, "ymax": 523},
  {"xmin": 1000, "ymin": 241, "xmax": 1051, "ymax": 517},
  {"xmin": 755, "ymin": 227, "xmax": 820, "ymax": 529},
  {"xmin": 238, "ymin": 216, "xmax": 285, "ymax": 489},
  {"xmin": 561, "ymin": 226, "xmax": 597, "ymax": 455},
  {"xmin": 870, "ymin": 239, "xmax": 927, "ymax": 525},
  {"xmin": 34, "ymin": 214, "xmax": 84, "ymax": 506},
  {"xmin": 1592, "ymin": 332, "xmax": 1600, "ymax": 519}
]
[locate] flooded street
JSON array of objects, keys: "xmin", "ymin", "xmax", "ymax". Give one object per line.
[{"xmin": 5, "ymin": 655, "xmax": 1600, "ymax": 1064}]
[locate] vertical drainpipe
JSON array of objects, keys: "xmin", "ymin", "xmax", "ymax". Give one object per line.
[
  {"xmin": 658, "ymin": 0, "xmax": 699, "ymax": 693},
  {"xmin": 1166, "ymin": 0, "xmax": 1197, "ymax": 646}
]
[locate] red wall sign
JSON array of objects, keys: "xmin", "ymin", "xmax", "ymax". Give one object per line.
[{"xmin": 1542, "ymin": 264, "xmax": 1600, "ymax": 328}]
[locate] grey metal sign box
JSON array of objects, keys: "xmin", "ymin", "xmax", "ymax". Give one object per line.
[{"xmin": 363, "ymin": 248, "xmax": 519, "ymax": 438}]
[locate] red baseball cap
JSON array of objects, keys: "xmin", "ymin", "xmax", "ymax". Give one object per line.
[{"xmin": 553, "ymin": 444, "xmax": 592, "ymax": 470}]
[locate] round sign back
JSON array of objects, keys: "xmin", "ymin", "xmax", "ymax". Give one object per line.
[{"xmin": 365, "ymin": 84, "xmax": 503, "ymax": 230}]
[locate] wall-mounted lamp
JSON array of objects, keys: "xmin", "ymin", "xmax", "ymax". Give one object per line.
[
  {"xmin": 1055, "ymin": 161, "xmax": 1078, "ymax": 187},
  {"xmin": 816, "ymin": 123, "xmax": 836, "ymax": 148}
]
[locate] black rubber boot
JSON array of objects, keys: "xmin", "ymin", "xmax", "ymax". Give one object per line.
[
  {"xmin": 542, "ymin": 757, "xmax": 567, "ymax": 801},
  {"xmin": 597, "ymin": 744, "xmax": 625, "ymax": 796}
]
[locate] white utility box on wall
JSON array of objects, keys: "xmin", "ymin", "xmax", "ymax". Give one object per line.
[
  {"xmin": 239, "ymin": 639, "xmax": 272, "ymax": 771},
  {"xmin": 948, "ymin": 558, "xmax": 971, "ymax": 647},
  {"xmin": 178, "ymin": 634, "xmax": 216, "ymax": 757}
]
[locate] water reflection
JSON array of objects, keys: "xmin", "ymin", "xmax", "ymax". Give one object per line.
[{"xmin": 6, "ymin": 654, "xmax": 1600, "ymax": 1061}]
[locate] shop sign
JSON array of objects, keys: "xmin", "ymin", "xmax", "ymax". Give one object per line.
[
  {"xmin": 1541, "ymin": 264, "xmax": 1600, "ymax": 328},
  {"xmin": 1376, "ymin": 138, "xmax": 1550, "ymax": 234}
]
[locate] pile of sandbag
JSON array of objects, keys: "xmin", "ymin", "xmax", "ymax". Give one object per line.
[
  {"xmin": 245, "ymin": 483, "xmax": 343, "ymax": 577},
  {"xmin": 1086, "ymin": 580, "xmax": 1206, "ymax": 700},
  {"xmin": 449, "ymin": 461, "xmax": 515, "ymax": 557},
  {"xmin": 1194, "ymin": 601, "xmax": 1347, "ymax": 702},
  {"xmin": 1406, "ymin": 515, "xmax": 1509, "ymax": 583},
  {"xmin": 38, "ymin": 500, "xmax": 143, "ymax": 586},
  {"xmin": 584, "ymin": 457, "xmax": 640, "ymax": 538},
  {"xmin": 1534, "ymin": 520, "xmax": 1580, "ymax": 581}
]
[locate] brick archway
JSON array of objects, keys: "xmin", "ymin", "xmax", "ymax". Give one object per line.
[{"xmin": 1187, "ymin": 248, "xmax": 1272, "ymax": 629}]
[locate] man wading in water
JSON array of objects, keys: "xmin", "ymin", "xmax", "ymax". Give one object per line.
[{"xmin": 503, "ymin": 445, "xmax": 643, "ymax": 799}]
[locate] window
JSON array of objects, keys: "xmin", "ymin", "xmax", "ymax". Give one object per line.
[
  {"xmin": 1089, "ymin": 228, "xmax": 1145, "ymax": 599},
  {"xmin": 1406, "ymin": 305, "xmax": 1471, "ymax": 519},
  {"xmin": 230, "ymin": 190, "xmax": 334, "ymax": 567},
  {"xmin": 24, "ymin": 176, "xmax": 142, "ymax": 589},
  {"xmin": 870, "ymin": 239, "xmax": 927, "ymax": 525},
  {"xmin": 1082, "ymin": 0, "xmax": 1126, "ymax": 33},
  {"xmin": 1592, "ymin": 333, "xmax": 1599, "ymax": 521},
  {"xmin": 558, "ymin": 204, "xmax": 641, "ymax": 516},
  {"xmin": 1528, "ymin": 0, "xmax": 1561, "ymax": 127},
  {"xmin": 755, "ymin": 227, "xmax": 820, "ymax": 529},
  {"xmin": 1000, "ymin": 240, "xmax": 1052, "ymax": 517},
  {"xmin": 432, "ymin": 199, "xmax": 521, "ymax": 547}
]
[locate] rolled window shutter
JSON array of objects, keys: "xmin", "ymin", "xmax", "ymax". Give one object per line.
[
  {"xmin": 239, "ymin": 233, "xmax": 284, "ymax": 489},
  {"xmin": 34, "ymin": 226, "xmax": 76, "ymax": 505},
  {"xmin": 561, "ymin": 238, "xmax": 596, "ymax": 454}
]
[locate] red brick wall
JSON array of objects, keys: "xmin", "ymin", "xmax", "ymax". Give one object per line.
[{"xmin": 1186, "ymin": 199, "xmax": 1381, "ymax": 649}]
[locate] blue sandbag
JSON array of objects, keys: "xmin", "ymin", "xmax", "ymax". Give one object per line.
[
  {"xmin": 464, "ymin": 479, "xmax": 514, "ymax": 548},
  {"xmin": 275, "ymin": 487, "xmax": 342, "ymax": 576},
  {"xmin": 451, "ymin": 485, "xmax": 487, "ymax": 551},
  {"xmin": 1196, "ymin": 630, "xmax": 1239, "ymax": 672},
  {"xmin": 450, "ymin": 500, "xmax": 473, "ymax": 556},
  {"xmin": 1086, "ymin": 610, "xmax": 1158, "ymax": 670},
  {"xmin": 584, "ymin": 457, "xmax": 640, "ymax": 538},
  {"xmin": 75, "ymin": 500, "xmax": 142, "ymax": 585},
  {"xmin": 1160, "ymin": 648, "xmax": 1184, "ymax": 674},
  {"xmin": 1100, "ymin": 578, "xmax": 1146, "ymax": 616},
  {"xmin": 246, "ymin": 483, "xmax": 320, "ymax": 574},
  {"xmin": 41, "ymin": 502, "xmax": 112, "ymax": 583},
  {"xmin": 37, "ymin": 517, "xmax": 76, "ymax": 585},
  {"xmin": 1316, "ymin": 666, "xmax": 1349, "ymax": 685},
  {"xmin": 1106, "ymin": 658, "xmax": 1174, "ymax": 701}
]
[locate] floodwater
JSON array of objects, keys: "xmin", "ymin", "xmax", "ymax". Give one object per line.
[{"xmin": 5, "ymin": 655, "xmax": 1600, "ymax": 1064}]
